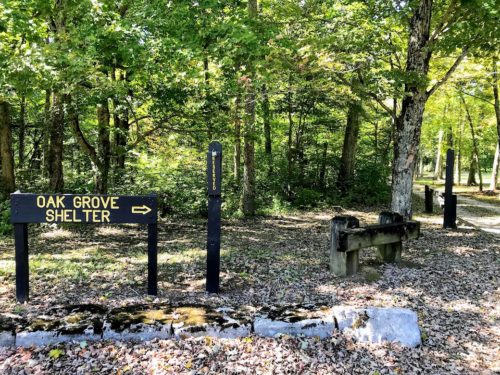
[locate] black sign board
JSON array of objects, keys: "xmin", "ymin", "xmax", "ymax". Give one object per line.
[
  {"xmin": 11, "ymin": 192, "xmax": 158, "ymax": 302},
  {"xmin": 206, "ymin": 141, "xmax": 222, "ymax": 293},
  {"xmin": 11, "ymin": 193, "xmax": 157, "ymax": 224}
]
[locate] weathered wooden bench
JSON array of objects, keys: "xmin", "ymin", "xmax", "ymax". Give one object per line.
[{"xmin": 329, "ymin": 212, "xmax": 420, "ymax": 276}]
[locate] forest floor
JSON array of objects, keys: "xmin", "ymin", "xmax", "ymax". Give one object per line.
[{"xmin": 0, "ymin": 200, "xmax": 499, "ymax": 374}]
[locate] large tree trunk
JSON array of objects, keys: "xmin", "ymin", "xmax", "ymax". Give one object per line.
[
  {"xmin": 337, "ymin": 100, "xmax": 362, "ymax": 195},
  {"xmin": 96, "ymin": 101, "xmax": 111, "ymax": 194},
  {"xmin": 391, "ymin": 0, "xmax": 433, "ymax": 219},
  {"xmin": 48, "ymin": 92, "xmax": 64, "ymax": 192},
  {"xmin": 0, "ymin": 101, "xmax": 15, "ymax": 200},
  {"xmin": 233, "ymin": 93, "xmax": 241, "ymax": 181},
  {"xmin": 240, "ymin": 0, "xmax": 257, "ymax": 216}
]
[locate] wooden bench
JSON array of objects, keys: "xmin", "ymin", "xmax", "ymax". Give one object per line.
[{"xmin": 329, "ymin": 212, "xmax": 420, "ymax": 277}]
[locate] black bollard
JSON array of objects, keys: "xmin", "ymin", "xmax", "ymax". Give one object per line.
[
  {"xmin": 443, "ymin": 149, "xmax": 457, "ymax": 229},
  {"xmin": 424, "ymin": 185, "xmax": 433, "ymax": 214}
]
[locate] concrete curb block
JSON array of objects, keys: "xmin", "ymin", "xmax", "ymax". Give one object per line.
[{"xmin": 1, "ymin": 304, "xmax": 422, "ymax": 348}]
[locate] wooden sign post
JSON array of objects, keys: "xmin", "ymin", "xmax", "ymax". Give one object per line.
[
  {"xmin": 206, "ymin": 141, "xmax": 222, "ymax": 293},
  {"xmin": 10, "ymin": 192, "xmax": 158, "ymax": 302},
  {"xmin": 443, "ymin": 149, "xmax": 457, "ymax": 229}
]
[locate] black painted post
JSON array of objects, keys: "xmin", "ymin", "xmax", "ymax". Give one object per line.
[
  {"xmin": 147, "ymin": 223, "xmax": 158, "ymax": 295},
  {"xmin": 15, "ymin": 223, "xmax": 29, "ymax": 302},
  {"xmin": 424, "ymin": 185, "xmax": 433, "ymax": 213},
  {"xmin": 443, "ymin": 149, "xmax": 457, "ymax": 229},
  {"xmin": 206, "ymin": 141, "xmax": 222, "ymax": 293}
]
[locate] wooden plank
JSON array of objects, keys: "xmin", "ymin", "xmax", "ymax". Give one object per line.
[
  {"xmin": 15, "ymin": 223, "xmax": 29, "ymax": 302},
  {"xmin": 337, "ymin": 221, "xmax": 420, "ymax": 252},
  {"xmin": 329, "ymin": 216, "xmax": 360, "ymax": 277}
]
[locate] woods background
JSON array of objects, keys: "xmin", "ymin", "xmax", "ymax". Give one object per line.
[{"xmin": 0, "ymin": 0, "xmax": 499, "ymax": 227}]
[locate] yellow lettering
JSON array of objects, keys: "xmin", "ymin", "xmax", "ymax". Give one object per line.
[
  {"xmin": 83, "ymin": 209, "xmax": 92, "ymax": 221},
  {"xmin": 100, "ymin": 196, "xmax": 110, "ymax": 209},
  {"xmin": 47, "ymin": 196, "xmax": 56, "ymax": 208},
  {"xmin": 54, "ymin": 210, "xmax": 65, "ymax": 221},
  {"xmin": 37, "ymin": 196, "xmax": 46, "ymax": 208},
  {"xmin": 92, "ymin": 210, "xmax": 101, "ymax": 222},
  {"xmin": 82, "ymin": 196, "xmax": 91, "ymax": 208},
  {"xmin": 110, "ymin": 197, "xmax": 119, "ymax": 209},
  {"xmin": 91, "ymin": 197, "xmax": 100, "ymax": 209},
  {"xmin": 72, "ymin": 210, "xmax": 81, "ymax": 222},
  {"xmin": 73, "ymin": 196, "xmax": 82, "ymax": 208},
  {"xmin": 56, "ymin": 196, "xmax": 65, "ymax": 208},
  {"xmin": 46, "ymin": 209, "xmax": 54, "ymax": 222},
  {"xmin": 101, "ymin": 210, "xmax": 110, "ymax": 223}
]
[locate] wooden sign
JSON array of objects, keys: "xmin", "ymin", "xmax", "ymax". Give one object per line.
[
  {"xmin": 443, "ymin": 149, "xmax": 457, "ymax": 229},
  {"xmin": 10, "ymin": 191, "xmax": 158, "ymax": 302},
  {"xmin": 206, "ymin": 141, "xmax": 222, "ymax": 293}
]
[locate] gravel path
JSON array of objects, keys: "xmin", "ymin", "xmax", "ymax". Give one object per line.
[{"xmin": 414, "ymin": 185, "xmax": 500, "ymax": 237}]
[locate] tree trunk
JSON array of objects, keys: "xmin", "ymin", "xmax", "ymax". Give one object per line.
[
  {"xmin": 492, "ymin": 56, "xmax": 500, "ymax": 190},
  {"xmin": 467, "ymin": 154, "xmax": 477, "ymax": 186},
  {"xmin": 233, "ymin": 94, "xmax": 241, "ymax": 181},
  {"xmin": 96, "ymin": 101, "xmax": 111, "ymax": 194},
  {"xmin": 490, "ymin": 142, "xmax": 499, "ymax": 191},
  {"xmin": 48, "ymin": 92, "xmax": 64, "ymax": 192},
  {"xmin": 337, "ymin": 100, "xmax": 362, "ymax": 195},
  {"xmin": 262, "ymin": 84, "xmax": 272, "ymax": 175},
  {"xmin": 240, "ymin": 0, "xmax": 258, "ymax": 216},
  {"xmin": 433, "ymin": 130, "xmax": 443, "ymax": 180},
  {"xmin": 18, "ymin": 95, "xmax": 26, "ymax": 167},
  {"xmin": 0, "ymin": 101, "xmax": 15, "ymax": 200},
  {"xmin": 318, "ymin": 142, "xmax": 328, "ymax": 190},
  {"xmin": 391, "ymin": 0, "xmax": 433, "ymax": 219},
  {"xmin": 286, "ymin": 87, "xmax": 294, "ymax": 199},
  {"xmin": 461, "ymin": 94, "xmax": 483, "ymax": 191},
  {"xmin": 43, "ymin": 90, "xmax": 51, "ymax": 176}
]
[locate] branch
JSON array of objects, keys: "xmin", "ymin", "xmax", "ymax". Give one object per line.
[
  {"xmin": 335, "ymin": 73, "xmax": 396, "ymax": 120},
  {"xmin": 455, "ymin": 87, "xmax": 494, "ymax": 106},
  {"xmin": 68, "ymin": 108, "xmax": 102, "ymax": 170},
  {"xmin": 426, "ymin": 47, "xmax": 468, "ymax": 98},
  {"xmin": 429, "ymin": 0, "xmax": 459, "ymax": 43}
]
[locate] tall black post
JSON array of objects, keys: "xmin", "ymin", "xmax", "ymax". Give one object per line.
[
  {"xmin": 15, "ymin": 223, "xmax": 29, "ymax": 302},
  {"xmin": 147, "ymin": 223, "xmax": 158, "ymax": 295},
  {"xmin": 206, "ymin": 141, "xmax": 222, "ymax": 293},
  {"xmin": 443, "ymin": 149, "xmax": 457, "ymax": 229},
  {"xmin": 424, "ymin": 185, "xmax": 433, "ymax": 213}
]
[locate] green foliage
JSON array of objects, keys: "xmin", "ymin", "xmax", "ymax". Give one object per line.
[{"xmin": 0, "ymin": 200, "xmax": 12, "ymax": 236}]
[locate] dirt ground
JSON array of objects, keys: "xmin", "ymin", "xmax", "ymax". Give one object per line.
[{"xmin": 0, "ymin": 202, "xmax": 499, "ymax": 374}]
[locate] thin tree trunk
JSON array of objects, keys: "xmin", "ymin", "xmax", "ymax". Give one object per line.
[
  {"xmin": 48, "ymin": 92, "xmax": 64, "ymax": 192},
  {"xmin": 18, "ymin": 95, "xmax": 26, "ymax": 167},
  {"xmin": 461, "ymin": 94, "xmax": 483, "ymax": 191},
  {"xmin": 96, "ymin": 100, "xmax": 111, "ymax": 194},
  {"xmin": 286, "ymin": 86, "xmax": 294, "ymax": 199},
  {"xmin": 318, "ymin": 142, "xmax": 328, "ymax": 190},
  {"xmin": 467, "ymin": 154, "xmax": 477, "ymax": 186},
  {"xmin": 492, "ymin": 55, "xmax": 500, "ymax": 190},
  {"xmin": 337, "ymin": 99, "xmax": 362, "ymax": 194},
  {"xmin": 433, "ymin": 130, "xmax": 444, "ymax": 180},
  {"xmin": 262, "ymin": 84, "xmax": 272, "ymax": 175},
  {"xmin": 43, "ymin": 90, "xmax": 51, "ymax": 176},
  {"xmin": 241, "ymin": 0, "xmax": 257, "ymax": 216},
  {"xmin": 490, "ymin": 142, "xmax": 499, "ymax": 191},
  {"xmin": 233, "ymin": 94, "xmax": 241, "ymax": 181},
  {"xmin": 0, "ymin": 101, "xmax": 15, "ymax": 199}
]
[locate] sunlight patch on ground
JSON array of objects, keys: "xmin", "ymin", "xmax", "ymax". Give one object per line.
[
  {"xmin": 96, "ymin": 227, "xmax": 127, "ymax": 236},
  {"xmin": 40, "ymin": 228, "xmax": 74, "ymax": 240}
]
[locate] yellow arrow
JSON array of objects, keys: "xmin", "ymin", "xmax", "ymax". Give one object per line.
[{"xmin": 132, "ymin": 205, "xmax": 152, "ymax": 215}]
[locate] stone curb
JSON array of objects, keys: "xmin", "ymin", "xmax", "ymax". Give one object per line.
[{"xmin": 1, "ymin": 304, "xmax": 421, "ymax": 348}]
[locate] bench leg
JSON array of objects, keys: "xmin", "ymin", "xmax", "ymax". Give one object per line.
[
  {"xmin": 377, "ymin": 242, "xmax": 402, "ymax": 263},
  {"xmin": 346, "ymin": 250, "xmax": 359, "ymax": 275},
  {"xmin": 330, "ymin": 216, "xmax": 360, "ymax": 277},
  {"xmin": 377, "ymin": 212, "xmax": 403, "ymax": 263}
]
